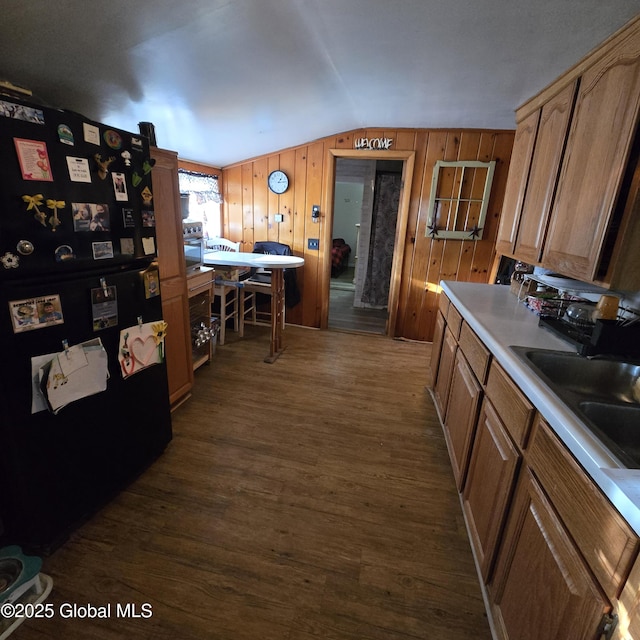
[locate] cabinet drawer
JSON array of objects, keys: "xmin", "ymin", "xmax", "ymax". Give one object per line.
[
  {"xmin": 458, "ymin": 322, "xmax": 491, "ymax": 385},
  {"xmin": 187, "ymin": 268, "xmax": 215, "ymax": 295},
  {"xmin": 446, "ymin": 304, "xmax": 463, "ymax": 340},
  {"xmin": 485, "ymin": 362, "xmax": 535, "ymax": 448},
  {"xmin": 438, "ymin": 292, "xmax": 450, "ymax": 317},
  {"xmin": 528, "ymin": 417, "xmax": 639, "ymax": 600}
]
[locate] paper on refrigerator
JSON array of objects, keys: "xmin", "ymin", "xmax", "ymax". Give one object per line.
[{"xmin": 31, "ymin": 338, "xmax": 109, "ymax": 414}]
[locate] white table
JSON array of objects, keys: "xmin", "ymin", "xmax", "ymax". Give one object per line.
[{"xmin": 203, "ymin": 251, "xmax": 304, "ymax": 362}]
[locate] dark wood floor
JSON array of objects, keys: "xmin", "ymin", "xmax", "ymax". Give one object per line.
[
  {"xmin": 17, "ymin": 325, "xmax": 491, "ymax": 640},
  {"xmin": 328, "ymin": 268, "xmax": 388, "ymax": 335}
]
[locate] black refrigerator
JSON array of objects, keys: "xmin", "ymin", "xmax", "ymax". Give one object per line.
[{"xmin": 0, "ymin": 95, "xmax": 172, "ymax": 553}]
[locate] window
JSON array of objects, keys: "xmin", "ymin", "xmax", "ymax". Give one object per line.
[
  {"xmin": 425, "ymin": 160, "xmax": 495, "ymax": 240},
  {"xmin": 178, "ymin": 170, "xmax": 223, "ymax": 240}
]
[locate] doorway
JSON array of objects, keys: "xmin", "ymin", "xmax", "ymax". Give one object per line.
[
  {"xmin": 320, "ymin": 149, "xmax": 415, "ymax": 335},
  {"xmin": 328, "ymin": 159, "xmax": 402, "ymax": 333}
]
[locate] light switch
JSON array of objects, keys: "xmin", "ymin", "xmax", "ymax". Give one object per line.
[{"xmin": 274, "ymin": 213, "xmax": 284, "ymax": 223}]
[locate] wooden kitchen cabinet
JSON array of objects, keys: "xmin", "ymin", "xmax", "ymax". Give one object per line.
[
  {"xmin": 497, "ymin": 16, "xmax": 640, "ymax": 290},
  {"xmin": 514, "ymin": 80, "xmax": 576, "ymax": 264},
  {"xmin": 443, "ymin": 348, "xmax": 483, "ymax": 490},
  {"xmin": 432, "ymin": 292, "xmax": 640, "ymax": 639},
  {"xmin": 462, "ymin": 359, "xmax": 530, "ymax": 581},
  {"xmin": 433, "ymin": 326, "xmax": 457, "ymax": 422},
  {"xmin": 495, "ymin": 110, "xmax": 539, "ymax": 257},
  {"xmin": 543, "ymin": 22, "xmax": 640, "ymax": 286},
  {"xmin": 527, "ymin": 417, "xmax": 638, "ymax": 602},
  {"xmin": 429, "ymin": 309, "xmax": 445, "ymax": 388},
  {"xmin": 463, "ymin": 398, "xmax": 521, "ymax": 582},
  {"xmin": 489, "ymin": 466, "xmax": 611, "ymax": 640},
  {"xmin": 150, "ymin": 147, "xmax": 194, "ymax": 408},
  {"xmin": 187, "ymin": 267, "xmax": 216, "ymax": 371}
]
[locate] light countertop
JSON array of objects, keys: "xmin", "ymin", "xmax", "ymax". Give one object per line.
[
  {"xmin": 203, "ymin": 251, "xmax": 304, "ymax": 269},
  {"xmin": 441, "ymin": 281, "xmax": 640, "ymax": 535}
]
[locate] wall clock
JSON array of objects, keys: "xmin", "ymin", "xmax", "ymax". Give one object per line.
[{"xmin": 268, "ymin": 170, "xmax": 289, "ymax": 194}]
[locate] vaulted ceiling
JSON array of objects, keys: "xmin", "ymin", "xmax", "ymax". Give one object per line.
[{"xmin": 1, "ymin": 1, "xmax": 639, "ymax": 166}]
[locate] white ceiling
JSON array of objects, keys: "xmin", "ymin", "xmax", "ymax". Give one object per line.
[{"xmin": 1, "ymin": 1, "xmax": 639, "ymax": 167}]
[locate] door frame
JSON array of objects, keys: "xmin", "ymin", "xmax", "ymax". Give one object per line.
[{"xmin": 320, "ymin": 148, "xmax": 416, "ymax": 334}]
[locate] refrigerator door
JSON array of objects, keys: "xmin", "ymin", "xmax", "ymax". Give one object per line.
[
  {"xmin": 0, "ymin": 265, "xmax": 172, "ymax": 552},
  {"xmin": 0, "ymin": 97, "xmax": 155, "ymax": 280}
]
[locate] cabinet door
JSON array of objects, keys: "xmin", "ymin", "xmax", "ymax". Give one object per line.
[
  {"xmin": 151, "ymin": 148, "xmax": 186, "ymax": 282},
  {"xmin": 429, "ymin": 310, "xmax": 445, "ymax": 389},
  {"xmin": 151, "ymin": 147, "xmax": 194, "ymax": 406},
  {"xmin": 433, "ymin": 326, "xmax": 457, "ymax": 422},
  {"xmin": 443, "ymin": 350, "xmax": 482, "ymax": 490},
  {"xmin": 161, "ymin": 276, "xmax": 194, "ymax": 406},
  {"xmin": 495, "ymin": 110, "xmax": 539, "ymax": 257},
  {"xmin": 514, "ymin": 81, "xmax": 576, "ymax": 264},
  {"xmin": 490, "ymin": 468, "xmax": 610, "ymax": 640},
  {"xmin": 463, "ymin": 399, "xmax": 520, "ymax": 582},
  {"xmin": 543, "ymin": 29, "xmax": 640, "ymax": 281}
]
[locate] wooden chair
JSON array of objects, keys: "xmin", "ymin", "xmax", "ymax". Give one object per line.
[
  {"xmin": 205, "ymin": 238, "xmax": 241, "ymax": 345},
  {"xmin": 240, "ymin": 242, "xmax": 292, "ymax": 332}
]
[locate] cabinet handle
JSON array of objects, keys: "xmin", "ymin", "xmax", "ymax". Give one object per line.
[
  {"xmin": 188, "ymin": 279, "xmax": 215, "ymax": 292},
  {"xmin": 598, "ymin": 613, "xmax": 618, "ymax": 640}
]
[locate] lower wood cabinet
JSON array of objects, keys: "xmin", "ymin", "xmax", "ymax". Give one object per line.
[
  {"xmin": 433, "ymin": 326, "xmax": 457, "ymax": 421},
  {"xmin": 429, "ymin": 310, "xmax": 445, "ymax": 387},
  {"xmin": 463, "ymin": 398, "xmax": 520, "ymax": 581},
  {"xmin": 489, "ymin": 466, "xmax": 611, "ymax": 640},
  {"xmin": 443, "ymin": 349, "xmax": 482, "ymax": 490},
  {"xmin": 430, "ymin": 296, "xmax": 640, "ymax": 639},
  {"xmin": 187, "ymin": 268, "xmax": 215, "ymax": 371}
]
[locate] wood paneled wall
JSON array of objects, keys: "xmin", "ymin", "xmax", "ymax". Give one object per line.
[{"xmin": 221, "ymin": 128, "xmax": 514, "ymax": 341}]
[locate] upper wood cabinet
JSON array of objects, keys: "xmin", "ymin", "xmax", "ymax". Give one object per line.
[
  {"xmin": 543, "ymin": 24, "xmax": 640, "ymax": 285},
  {"xmin": 515, "ymin": 81, "xmax": 576, "ymax": 264},
  {"xmin": 495, "ymin": 110, "xmax": 539, "ymax": 256},
  {"xmin": 498, "ymin": 16, "xmax": 640, "ymax": 290}
]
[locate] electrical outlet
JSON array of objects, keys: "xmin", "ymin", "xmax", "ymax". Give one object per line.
[{"xmin": 308, "ymin": 238, "xmax": 319, "ymax": 250}]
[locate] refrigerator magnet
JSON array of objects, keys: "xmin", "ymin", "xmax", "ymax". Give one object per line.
[
  {"xmin": 142, "ymin": 237, "xmax": 155, "ymax": 256},
  {"xmin": 54, "ymin": 245, "xmax": 75, "ymax": 262},
  {"xmin": 94, "ymin": 153, "xmax": 115, "ymax": 180},
  {"xmin": 8, "ymin": 295, "xmax": 64, "ymax": 333},
  {"xmin": 58, "ymin": 124, "xmax": 74, "ymax": 145},
  {"xmin": 112, "ymin": 172, "xmax": 128, "ymax": 201},
  {"xmin": 1, "ymin": 99, "xmax": 45, "ymax": 124},
  {"xmin": 37, "ymin": 296, "xmax": 64, "ymax": 326},
  {"xmin": 140, "ymin": 186, "xmax": 152, "ymax": 206},
  {"xmin": 66, "ymin": 156, "xmax": 91, "ymax": 183},
  {"xmin": 14, "ymin": 138, "xmax": 53, "ymax": 181},
  {"xmin": 9, "ymin": 300, "xmax": 38, "ymax": 332},
  {"xmin": 120, "ymin": 237, "xmax": 134, "ymax": 256},
  {"xmin": 103, "ymin": 129, "xmax": 122, "ymax": 149},
  {"xmin": 143, "ymin": 269, "xmax": 160, "ymax": 299},
  {"xmin": 122, "ymin": 208, "xmax": 135, "ymax": 228},
  {"xmin": 83, "ymin": 123, "xmax": 100, "ymax": 145},
  {"xmin": 72, "ymin": 203, "xmax": 91, "ymax": 231},
  {"xmin": 91, "ymin": 285, "xmax": 118, "ymax": 330},
  {"xmin": 141, "ymin": 210, "xmax": 155, "ymax": 227},
  {"xmin": 1, "ymin": 251, "xmax": 19, "ymax": 269},
  {"xmin": 89, "ymin": 204, "xmax": 110, "ymax": 231},
  {"xmin": 92, "ymin": 241, "xmax": 114, "ymax": 260}
]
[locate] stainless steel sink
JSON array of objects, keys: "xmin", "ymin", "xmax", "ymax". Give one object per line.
[
  {"xmin": 523, "ymin": 349, "xmax": 640, "ymax": 404},
  {"xmin": 511, "ymin": 347, "xmax": 640, "ymax": 467}
]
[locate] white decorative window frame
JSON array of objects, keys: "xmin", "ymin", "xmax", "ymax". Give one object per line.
[{"xmin": 425, "ymin": 160, "xmax": 496, "ymax": 240}]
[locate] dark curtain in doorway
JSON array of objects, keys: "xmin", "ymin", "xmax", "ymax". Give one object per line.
[{"xmin": 361, "ymin": 171, "xmax": 401, "ymax": 308}]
